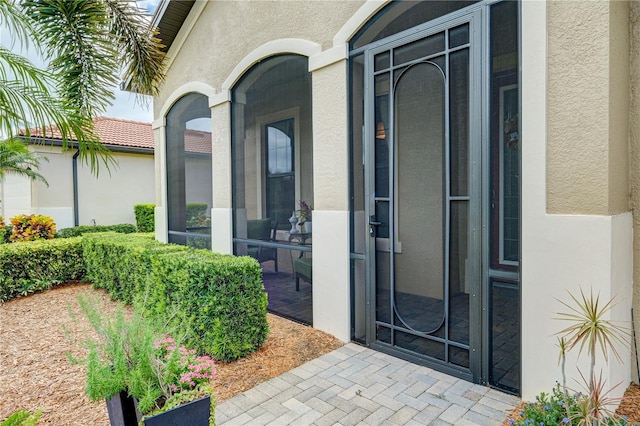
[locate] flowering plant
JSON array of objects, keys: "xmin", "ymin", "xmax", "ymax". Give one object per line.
[
  {"xmin": 76, "ymin": 295, "xmax": 216, "ymax": 421},
  {"xmin": 154, "ymin": 337, "xmax": 216, "ymax": 395},
  {"xmin": 297, "ymin": 200, "xmax": 313, "ymax": 223}
]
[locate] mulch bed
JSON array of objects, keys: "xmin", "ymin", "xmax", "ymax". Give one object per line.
[
  {"xmin": 0, "ymin": 282, "xmax": 343, "ymax": 425},
  {"xmin": 2, "ymin": 282, "xmax": 638, "ymax": 425}
]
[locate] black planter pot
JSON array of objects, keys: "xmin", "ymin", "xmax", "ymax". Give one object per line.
[
  {"xmin": 106, "ymin": 391, "xmax": 142, "ymax": 426},
  {"xmin": 143, "ymin": 395, "xmax": 211, "ymax": 426}
]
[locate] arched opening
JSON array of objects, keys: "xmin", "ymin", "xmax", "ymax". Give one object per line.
[
  {"xmin": 231, "ymin": 54, "xmax": 314, "ymax": 325},
  {"xmin": 165, "ymin": 93, "xmax": 213, "ymax": 248},
  {"xmin": 349, "ymin": 0, "xmax": 521, "ymax": 395}
]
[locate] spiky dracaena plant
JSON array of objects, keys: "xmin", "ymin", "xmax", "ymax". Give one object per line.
[{"xmin": 555, "ymin": 288, "xmax": 630, "ymax": 424}]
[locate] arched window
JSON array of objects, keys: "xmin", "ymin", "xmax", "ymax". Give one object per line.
[
  {"xmin": 165, "ymin": 93, "xmax": 212, "ymax": 248},
  {"xmin": 231, "ymin": 54, "xmax": 314, "ymax": 325}
]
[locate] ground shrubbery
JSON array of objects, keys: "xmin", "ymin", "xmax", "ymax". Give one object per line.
[
  {"xmin": 511, "ymin": 289, "xmax": 629, "ymax": 425},
  {"xmin": 83, "ymin": 233, "xmax": 268, "ymax": 361},
  {"xmin": 82, "ymin": 233, "xmax": 186, "ymax": 304},
  {"xmin": 7, "ymin": 214, "xmax": 56, "ymax": 242},
  {"xmin": 56, "ymin": 224, "xmax": 137, "ymax": 238},
  {"xmin": 0, "ymin": 230, "xmax": 269, "ymax": 362},
  {"xmin": 134, "ymin": 204, "xmax": 155, "ymax": 233},
  {"xmin": 0, "ymin": 237, "xmax": 85, "ymax": 301}
]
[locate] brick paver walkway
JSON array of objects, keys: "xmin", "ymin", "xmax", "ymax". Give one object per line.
[{"xmin": 215, "ymin": 343, "xmax": 520, "ymax": 425}]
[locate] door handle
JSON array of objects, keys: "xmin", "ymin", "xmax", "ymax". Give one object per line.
[{"xmin": 369, "ymin": 220, "xmax": 382, "ymax": 236}]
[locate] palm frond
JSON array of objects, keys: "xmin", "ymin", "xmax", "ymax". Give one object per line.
[
  {"xmin": 0, "ymin": 138, "xmax": 48, "ymax": 185},
  {"xmin": 103, "ymin": 0, "xmax": 166, "ymax": 96},
  {"xmin": 0, "ymin": 0, "xmax": 40, "ymax": 53},
  {"xmin": 22, "ymin": 0, "xmax": 118, "ymax": 116}
]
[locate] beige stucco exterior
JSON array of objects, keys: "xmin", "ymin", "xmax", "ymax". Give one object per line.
[
  {"xmin": 1, "ymin": 145, "xmax": 155, "ymax": 229},
  {"xmin": 629, "ymin": 0, "xmax": 640, "ymax": 385},
  {"xmin": 547, "ymin": 1, "xmax": 630, "ymax": 215},
  {"xmin": 154, "ymin": 1, "xmax": 365, "ymax": 118},
  {"xmin": 153, "ymin": 0, "xmax": 638, "ymax": 400}
]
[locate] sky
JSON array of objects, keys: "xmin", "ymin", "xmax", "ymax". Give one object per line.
[{"xmin": 0, "ymin": 0, "xmax": 162, "ymax": 124}]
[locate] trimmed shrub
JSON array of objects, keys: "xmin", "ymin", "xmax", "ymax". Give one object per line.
[
  {"xmin": 82, "ymin": 233, "xmax": 185, "ymax": 304},
  {"xmin": 56, "ymin": 224, "xmax": 137, "ymax": 238},
  {"xmin": 0, "ymin": 217, "xmax": 6, "ymax": 244},
  {"xmin": 0, "ymin": 237, "xmax": 85, "ymax": 301},
  {"xmin": 134, "ymin": 204, "xmax": 155, "ymax": 233},
  {"xmin": 186, "ymin": 203, "xmax": 209, "ymax": 226},
  {"xmin": 82, "ymin": 233, "xmax": 269, "ymax": 361},
  {"xmin": 141, "ymin": 250, "xmax": 268, "ymax": 361},
  {"xmin": 2, "ymin": 225, "xmax": 10, "ymax": 243},
  {"xmin": 10, "ymin": 214, "xmax": 56, "ymax": 242}
]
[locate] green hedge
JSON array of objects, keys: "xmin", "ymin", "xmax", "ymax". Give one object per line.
[
  {"xmin": 82, "ymin": 233, "xmax": 269, "ymax": 361},
  {"xmin": 56, "ymin": 224, "xmax": 137, "ymax": 238},
  {"xmin": 186, "ymin": 203, "xmax": 208, "ymax": 222},
  {"xmin": 1, "ymin": 225, "xmax": 10, "ymax": 244},
  {"xmin": 82, "ymin": 233, "xmax": 185, "ymax": 304},
  {"xmin": 0, "ymin": 237, "xmax": 85, "ymax": 301},
  {"xmin": 134, "ymin": 204, "xmax": 155, "ymax": 233}
]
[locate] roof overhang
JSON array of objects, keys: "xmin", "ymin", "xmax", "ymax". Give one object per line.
[
  {"xmin": 120, "ymin": 0, "xmax": 195, "ymax": 93},
  {"xmin": 18, "ymin": 136, "xmax": 154, "ymax": 156},
  {"xmin": 152, "ymin": 0, "xmax": 195, "ymax": 53}
]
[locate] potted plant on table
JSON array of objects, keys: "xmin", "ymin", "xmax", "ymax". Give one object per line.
[
  {"xmin": 297, "ymin": 200, "xmax": 313, "ymax": 233},
  {"xmin": 73, "ymin": 294, "xmax": 216, "ymax": 426}
]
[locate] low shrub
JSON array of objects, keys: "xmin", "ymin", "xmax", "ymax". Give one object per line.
[
  {"xmin": 511, "ymin": 289, "xmax": 630, "ymax": 425},
  {"xmin": 2, "ymin": 225, "xmax": 10, "ymax": 243},
  {"xmin": 82, "ymin": 232, "xmax": 269, "ymax": 361},
  {"xmin": 82, "ymin": 233, "xmax": 185, "ymax": 304},
  {"xmin": 0, "ymin": 237, "xmax": 85, "ymax": 301},
  {"xmin": 10, "ymin": 214, "xmax": 56, "ymax": 242},
  {"xmin": 512, "ymin": 384, "xmax": 628, "ymax": 425},
  {"xmin": 140, "ymin": 250, "xmax": 268, "ymax": 361},
  {"xmin": 0, "ymin": 217, "xmax": 6, "ymax": 243},
  {"xmin": 56, "ymin": 224, "xmax": 137, "ymax": 238},
  {"xmin": 186, "ymin": 203, "xmax": 209, "ymax": 227},
  {"xmin": 134, "ymin": 204, "xmax": 155, "ymax": 233}
]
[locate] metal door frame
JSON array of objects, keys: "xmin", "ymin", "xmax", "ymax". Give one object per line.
[{"xmin": 362, "ymin": 8, "xmax": 483, "ymax": 382}]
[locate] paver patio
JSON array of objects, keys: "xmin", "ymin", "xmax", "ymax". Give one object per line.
[{"xmin": 216, "ymin": 343, "xmax": 520, "ymax": 425}]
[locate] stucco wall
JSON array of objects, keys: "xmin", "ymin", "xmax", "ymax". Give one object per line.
[
  {"xmin": 1, "ymin": 174, "xmax": 32, "ymax": 221},
  {"xmin": 630, "ymin": 0, "xmax": 640, "ymax": 384},
  {"xmin": 547, "ymin": 1, "xmax": 629, "ymax": 215},
  {"xmin": 154, "ymin": 0, "xmax": 364, "ymax": 117},
  {"xmin": 32, "ymin": 146, "xmax": 74, "ymax": 209},
  {"xmin": 26, "ymin": 146, "xmax": 154, "ymax": 228},
  {"xmin": 76, "ymin": 152, "xmax": 155, "ymax": 226},
  {"xmin": 523, "ymin": 0, "xmax": 633, "ymax": 401}
]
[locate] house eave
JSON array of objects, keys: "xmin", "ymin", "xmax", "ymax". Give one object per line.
[{"xmin": 18, "ymin": 136, "xmax": 154, "ymax": 156}]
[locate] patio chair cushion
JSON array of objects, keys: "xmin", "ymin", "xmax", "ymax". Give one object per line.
[
  {"xmin": 247, "ymin": 219, "xmax": 271, "ymax": 240},
  {"xmin": 294, "ymin": 256, "xmax": 312, "ymax": 291}
]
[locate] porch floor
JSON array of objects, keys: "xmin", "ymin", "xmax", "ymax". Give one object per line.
[
  {"xmin": 263, "ymin": 270, "xmax": 313, "ymax": 326},
  {"xmin": 215, "ymin": 343, "xmax": 520, "ymax": 425}
]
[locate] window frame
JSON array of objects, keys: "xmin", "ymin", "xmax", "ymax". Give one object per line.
[{"xmin": 255, "ymin": 107, "xmax": 301, "ymax": 218}]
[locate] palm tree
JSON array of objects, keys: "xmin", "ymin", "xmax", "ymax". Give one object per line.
[
  {"xmin": 0, "ymin": 138, "xmax": 47, "ymax": 184},
  {"xmin": 0, "ymin": 0, "xmax": 165, "ymax": 174}
]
